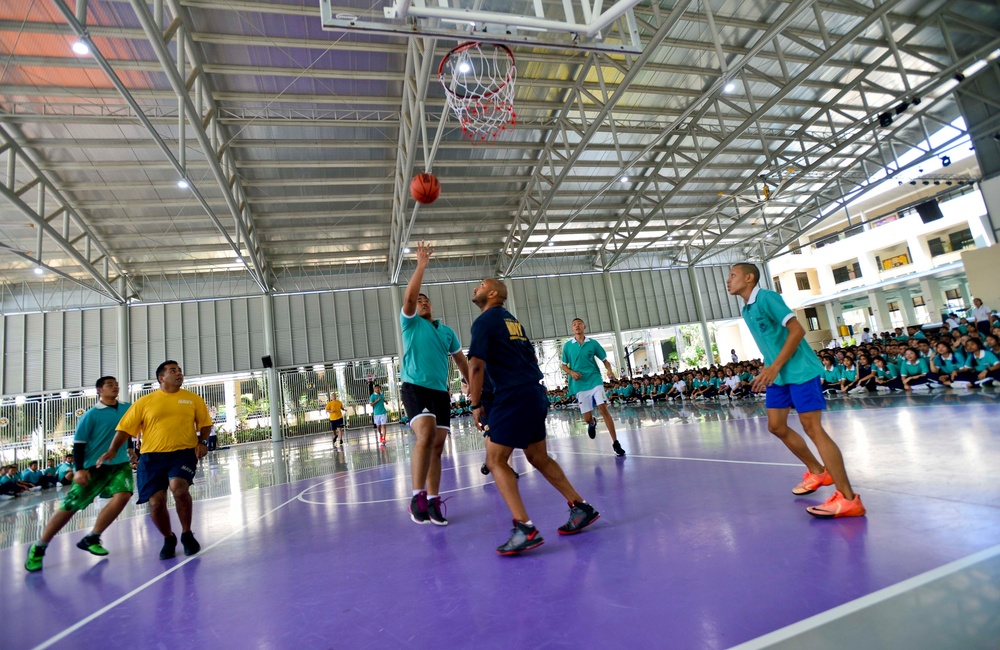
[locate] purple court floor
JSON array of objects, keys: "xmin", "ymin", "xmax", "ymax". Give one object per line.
[{"xmin": 3, "ymin": 392, "xmax": 1000, "ymax": 649}]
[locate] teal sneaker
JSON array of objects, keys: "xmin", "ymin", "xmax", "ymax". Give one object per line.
[
  {"xmin": 77, "ymin": 534, "xmax": 109, "ymax": 556},
  {"xmin": 25, "ymin": 543, "xmax": 45, "ymax": 571}
]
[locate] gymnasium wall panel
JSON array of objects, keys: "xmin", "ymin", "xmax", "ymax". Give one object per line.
[
  {"xmin": 128, "ymin": 298, "xmax": 266, "ymax": 382},
  {"xmin": 271, "ymin": 288, "xmax": 397, "ymax": 366},
  {"xmin": 508, "ymin": 274, "xmax": 611, "ymax": 340},
  {"xmin": 1, "ymin": 308, "xmax": 118, "ymax": 394}
]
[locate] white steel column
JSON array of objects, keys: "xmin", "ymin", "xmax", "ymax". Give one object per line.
[
  {"xmin": 919, "ymin": 278, "xmax": 944, "ymax": 322},
  {"xmin": 262, "ymin": 293, "xmax": 283, "ymax": 442},
  {"xmin": 116, "ymin": 278, "xmax": 131, "ymax": 391},
  {"xmin": 390, "ymin": 285, "xmax": 404, "ymax": 359},
  {"xmin": 687, "ymin": 266, "xmax": 715, "ymax": 364},
  {"xmin": 824, "ymin": 302, "xmax": 839, "ymax": 337},
  {"xmin": 899, "ymin": 288, "xmax": 918, "ymax": 326},
  {"xmin": 868, "ymin": 291, "xmax": 891, "ymax": 332},
  {"xmin": 601, "ymin": 270, "xmax": 626, "ymax": 374}
]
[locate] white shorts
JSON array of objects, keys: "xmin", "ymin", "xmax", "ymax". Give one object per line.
[
  {"xmin": 373, "ymin": 414, "xmax": 388, "ymax": 426},
  {"xmin": 575, "ymin": 386, "xmax": 607, "ymax": 414}
]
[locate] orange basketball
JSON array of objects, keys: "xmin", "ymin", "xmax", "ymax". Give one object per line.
[{"xmin": 410, "ymin": 173, "xmax": 441, "ymax": 204}]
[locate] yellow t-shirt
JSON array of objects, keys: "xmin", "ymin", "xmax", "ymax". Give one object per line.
[
  {"xmin": 117, "ymin": 388, "xmax": 212, "ymax": 453},
  {"xmin": 325, "ymin": 400, "xmax": 344, "ymax": 420}
]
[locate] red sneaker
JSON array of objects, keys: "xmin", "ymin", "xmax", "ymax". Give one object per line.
[
  {"xmin": 791, "ymin": 468, "xmax": 833, "ymax": 495},
  {"xmin": 806, "ymin": 490, "xmax": 866, "ymax": 518}
]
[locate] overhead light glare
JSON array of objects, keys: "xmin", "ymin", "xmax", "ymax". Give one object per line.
[
  {"xmin": 621, "ymin": 176, "xmax": 629, "ymax": 183},
  {"xmin": 177, "ymin": 179, "xmax": 189, "ymax": 189},
  {"xmin": 403, "ymin": 247, "xmax": 411, "ymax": 253},
  {"xmin": 724, "ymin": 82, "xmax": 735, "ymax": 93},
  {"xmin": 71, "ymin": 40, "xmax": 90, "ymax": 55},
  {"xmin": 34, "ymin": 266, "xmax": 44, "ymax": 275},
  {"xmin": 458, "ymin": 62, "xmax": 471, "ymax": 74}
]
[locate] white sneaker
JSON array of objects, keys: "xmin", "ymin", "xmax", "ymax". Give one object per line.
[
  {"xmin": 29, "ymin": 486, "xmax": 42, "ymax": 492},
  {"xmin": 910, "ymin": 384, "xmax": 930, "ymax": 391},
  {"xmin": 975, "ymin": 378, "xmax": 995, "ymax": 387},
  {"xmin": 951, "ymin": 381, "xmax": 972, "ymax": 389},
  {"xmin": 849, "ymin": 386, "xmax": 867, "ymax": 394},
  {"xmin": 875, "ymin": 386, "xmax": 890, "ymax": 393},
  {"xmin": 0, "ymin": 494, "xmax": 14, "ymax": 500}
]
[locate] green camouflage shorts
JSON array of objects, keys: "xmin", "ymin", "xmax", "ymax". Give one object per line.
[{"xmin": 61, "ymin": 463, "xmax": 134, "ymax": 512}]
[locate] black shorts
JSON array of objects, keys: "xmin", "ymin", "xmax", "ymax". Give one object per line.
[
  {"xmin": 401, "ymin": 383, "xmax": 451, "ymax": 430},
  {"xmin": 486, "ymin": 384, "xmax": 548, "ymax": 450},
  {"xmin": 329, "ymin": 418, "xmax": 344, "ymax": 430},
  {"xmin": 136, "ymin": 448, "xmax": 198, "ymax": 504}
]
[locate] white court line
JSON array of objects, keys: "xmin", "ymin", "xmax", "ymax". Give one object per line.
[
  {"xmin": 30, "ymin": 482, "xmax": 321, "ymax": 650},
  {"xmin": 297, "ymin": 459, "xmax": 538, "ymax": 505},
  {"xmin": 550, "ymin": 449, "xmax": 801, "ymax": 467},
  {"xmin": 728, "ymin": 542, "xmax": 1000, "ymax": 650}
]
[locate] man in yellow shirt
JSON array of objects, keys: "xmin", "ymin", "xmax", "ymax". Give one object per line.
[
  {"xmin": 100, "ymin": 360, "xmax": 212, "ymax": 560},
  {"xmin": 325, "ymin": 393, "xmax": 345, "ymax": 446}
]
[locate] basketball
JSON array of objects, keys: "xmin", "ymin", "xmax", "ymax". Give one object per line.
[{"xmin": 410, "ymin": 173, "xmax": 441, "ymax": 204}]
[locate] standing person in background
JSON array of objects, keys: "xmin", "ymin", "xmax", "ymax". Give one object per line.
[
  {"xmin": 972, "ymin": 298, "xmax": 991, "ymax": 337},
  {"xmin": 728, "ymin": 263, "xmax": 865, "ymax": 519},
  {"xmin": 560, "ymin": 318, "xmax": 626, "ymax": 457},
  {"xmin": 325, "ymin": 392, "xmax": 345, "ymax": 446},
  {"xmin": 370, "ymin": 384, "xmax": 388, "ymax": 445},
  {"xmin": 731, "ymin": 349, "xmax": 739, "ymax": 363},
  {"xmin": 398, "ymin": 242, "xmax": 470, "ymax": 527},
  {"xmin": 100, "ymin": 361, "xmax": 212, "ymax": 560},
  {"xmin": 25, "ymin": 376, "xmax": 135, "ymax": 572}
]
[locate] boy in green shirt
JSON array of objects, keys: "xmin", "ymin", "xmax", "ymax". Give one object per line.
[{"xmin": 728, "ymin": 263, "xmax": 865, "ymax": 519}]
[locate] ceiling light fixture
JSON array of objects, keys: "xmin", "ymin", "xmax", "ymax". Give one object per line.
[
  {"xmin": 403, "ymin": 247, "xmax": 411, "ymax": 253},
  {"xmin": 34, "ymin": 267, "xmax": 44, "ymax": 275},
  {"xmin": 724, "ymin": 82, "xmax": 735, "ymax": 93},
  {"xmin": 71, "ymin": 40, "xmax": 90, "ymax": 55},
  {"xmin": 621, "ymin": 176, "xmax": 629, "ymax": 183},
  {"xmin": 177, "ymin": 179, "xmax": 189, "ymax": 189}
]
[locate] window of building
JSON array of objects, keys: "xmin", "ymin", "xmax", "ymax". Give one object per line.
[
  {"xmin": 887, "ymin": 301, "xmax": 899, "ymax": 312},
  {"xmin": 832, "ymin": 262, "xmax": 862, "ymax": 284},
  {"xmin": 944, "ymin": 288, "xmax": 964, "ymax": 310},
  {"xmin": 773, "ymin": 276, "xmax": 783, "ymax": 294},
  {"xmin": 929, "ymin": 228, "xmax": 975, "ymax": 257},
  {"xmin": 795, "ymin": 272, "xmax": 811, "ymax": 291},
  {"xmin": 912, "ymin": 296, "xmax": 925, "ymax": 307},
  {"xmin": 804, "ymin": 307, "xmax": 821, "ymax": 331}
]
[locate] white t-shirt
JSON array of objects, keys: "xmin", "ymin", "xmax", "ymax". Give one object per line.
[
  {"xmin": 673, "ymin": 380, "xmax": 686, "ymax": 392},
  {"xmin": 972, "ymin": 305, "xmax": 989, "ymax": 323},
  {"xmin": 724, "ymin": 376, "xmax": 740, "ymax": 390},
  {"xmin": 946, "ymin": 317, "xmax": 960, "ymax": 329}
]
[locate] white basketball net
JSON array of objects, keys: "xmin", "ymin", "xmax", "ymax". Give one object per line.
[{"xmin": 439, "ymin": 42, "xmax": 517, "ymax": 141}]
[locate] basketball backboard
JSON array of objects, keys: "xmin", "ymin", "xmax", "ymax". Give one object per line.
[{"xmin": 320, "ymin": 0, "xmax": 644, "ymax": 54}]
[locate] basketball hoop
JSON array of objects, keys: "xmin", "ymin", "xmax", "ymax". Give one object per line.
[{"xmin": 439, "ymin": 42, "xmax": 516, "ymax": 141}]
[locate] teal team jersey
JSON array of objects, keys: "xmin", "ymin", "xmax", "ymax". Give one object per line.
[
  {"xmin": 740, "ymin": 287, "xmax": 823, "ymax": 386},
  {"xmin": 709, "ymin": 377, "xmax": 721, "ymax": 388},
  {"xmin": 369, "ymin": 392, "xmax": 387, "ymax": 415},
  {"xmin": 875, "ymin": 365, "xmax": 899, "ymax": 379},
  {"xmin": 55, "ymin": 462, "xmax": 72, "ymax": 480},
  {"xmin": 900, "ymin": 358, "xmax": 930, "ymax": 377},
  {"xmin": 400, "ymin": 310, "xmax": 461, "ymax": 392},
  {"xmin": 967, "ymin": 349, "xmax": 1000, "ymax": 370},
  {"xmin": 932, "ymin": 353, "xmax": 963, "ymax": 374},
  {"xmin": 821, "ymin": 366, "xmax": 842, "ymax": 383},
  {"xmin": 561, "ymin": 337, "xmax": 608, "ymax": 394},
  {"xmin": 75, "ymin": 401, "xmax": 131, "ymax": 468},
  {"xmin": 840, "ymin": 366, "xmax": 858, "ymax": 382}
]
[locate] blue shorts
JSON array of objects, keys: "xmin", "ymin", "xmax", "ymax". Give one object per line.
[
  {"xmin": 765, "ymin": 376, "xmax": 826, "ymax": 413},
  {"xmin": 136, "ymin": 448, "xmax": 198, "ymax": 504},
  {"xmin": 485, "ymin": 384, "xmax": 548, "ymax": 450}
]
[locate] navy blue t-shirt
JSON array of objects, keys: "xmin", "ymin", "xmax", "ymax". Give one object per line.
[{"xmin": 468, "ymin": 306, "xmax": 543, "ymax": 392}]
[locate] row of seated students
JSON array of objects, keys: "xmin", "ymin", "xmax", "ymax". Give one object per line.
[
  {"xmin": 544, "ymin": 320, "xmax": 1000, "ymax": 408},
  {"xmin": 548, "ymin": 360, "xmax": 770, "ymax": 406},
  {"xmin": 820, "ymin": 322, "xmax": 1000, "ymax": 394},
  {"xmin": 0, "ymin": 456, "xmax": 74, "ymax": 500}
]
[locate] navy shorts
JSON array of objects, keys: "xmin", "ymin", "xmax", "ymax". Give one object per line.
[
  {"xmin": 329, "ymin": 418, "xmax": 344, "ymax": 430},
  {"xmin": 401, "ymin": 383, "xmax": 451, "ymax": 430},
  {"xmin": 765, "ymin": 376, "xmax": 827, "ymax": 413},
  {"xmin": 486, "ymin": 384, "xmax": 549, "ymax": 450},
  {"xmin": 136, "ymin": 448, "xmax": 198, "ymax": 504}
]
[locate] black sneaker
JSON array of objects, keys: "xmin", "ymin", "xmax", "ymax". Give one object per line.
[
  {"xmin": 180, "ymin": 531, "xmax": 201, "ymax": 556},
  {"xmin": 480, "ymin": 463, "xmax": 490, "ymax": 475},
  {"xmin": 426, "ymin": 497, "xmax": 448, "ymax": 526},
  {"xmin": 587, "ymin": 419, "xmax": 597, "ymax": 439},
  {"xmin": 613, "ymin": 440, "xmax": 626, "ymax": 457},
  {"xmin": 496, "ymin": 520, "xmax": 545, "ymax": 555},
  {"xmin": 159, "ymin": 533, "xmax": 178, "ymax": 560},
  {"xmin": 557, "ymin": 501, "xmax": 600, "ymax": 535},
  {"xmin": 409, "ymin": 491, "xmax": 430, "ymax": 525},
  {"xmin": 332, "ymin": 434, "xmax": 339, "ymax": 444},
  {"xmin": 77, "ymin": 534, "xmax": 109, "ymax": 556}
]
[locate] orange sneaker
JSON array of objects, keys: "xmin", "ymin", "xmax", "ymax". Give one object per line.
[
  {"xmin": 791, "ymin": 469, "xmax": 834, "ymax": 495},
  {"xmin": 806, "ymin": 490, "xmax": 866, "ymax": 518}
]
